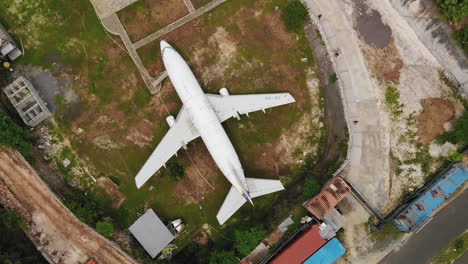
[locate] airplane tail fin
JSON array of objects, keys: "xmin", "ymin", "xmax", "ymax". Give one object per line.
[{"xmin": 216, "ymin": 178, "xmax": 284, "ymax": 225}]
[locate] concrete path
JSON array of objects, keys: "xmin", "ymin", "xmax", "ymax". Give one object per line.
[
  {"xmin": 380, "ymin": 189, "xmax": 468, "ymax": 264},
  {"xmin": 388, "ymin": 0, "xmax": 468, "ymax": 95},
  {"xmin": 303, "ymin": 0, "xmax": 390, "ymax": 210},
  {"xmin": 134, "ymin": 0, "xmax": 229, "ymax": 49},
  {"xmin": 101, "ymin": 14, "xmax": 159, "ymax": 94},
  {"xmin": 183, "ymin": 0, "xmax": 196, "ymax": 13},
  {"xmin": 89, "ymin": 0, "xmax": 139, "ymax": 19}
]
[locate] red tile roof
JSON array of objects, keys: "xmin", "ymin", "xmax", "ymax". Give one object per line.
[
  {"xmin": 86, "ymin": 260, "xmax": 96, "ymax": 264},
  {"xmin": 305, "ymin": 177, "xmax": 351, "ymax": 219},
  {"xmin": 270, "ymin": 225, "xmax": 327, "ymax": 264}
]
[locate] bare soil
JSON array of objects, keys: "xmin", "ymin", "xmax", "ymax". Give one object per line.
[
  {"xmin": 0, "ymin": 148, "xmax": 138, "ymax": 264},
  {"xmin": 97, "ymin": 177, "xmax": 126, "ymax": 208},
  {"xmin": 264, "ymin": 228, "xmax": 285, "ymax": 246},
  {"xmin": 361, "ymin": 38, "xmax": 403, "ymax": 84},
  {"xmin": 119, "ymin": 0, "xmax": 189, "ymax": 42},
  {"xmin": 417, "ymin": 98, "xmax": 455, "ymax": 146}
]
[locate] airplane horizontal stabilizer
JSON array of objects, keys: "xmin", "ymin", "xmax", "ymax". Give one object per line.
[{"xmin": 216, "ymin": 178, "xmax": 284, "ymax": 225}]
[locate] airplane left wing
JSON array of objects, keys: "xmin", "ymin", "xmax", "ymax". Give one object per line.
[
  {"xmin": 206, "ymin": 92, "xmax": 295, "ymax": 122},
  {"xmin": 135, "ymin": 106, "xmax": 199, "ymax": 188}
]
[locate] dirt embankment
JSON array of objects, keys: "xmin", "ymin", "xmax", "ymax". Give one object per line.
[
  {"xmin": 0, "ymin": 148, "xmax": 138, "ymax": 264},
  {"xmin": 417, "ymin": 98, "xmax": 455, "ymax": 146}
]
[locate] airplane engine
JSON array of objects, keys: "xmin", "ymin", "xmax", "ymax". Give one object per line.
[
  {"xmin": 166, "ymin": 115, "xmax": 175, "ymax": 127},
  {"xmin": 219, "ymin": 88, "xmax": 229, "ymax": 96}
]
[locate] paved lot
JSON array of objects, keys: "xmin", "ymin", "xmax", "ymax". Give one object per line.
[
  {"xmin": 380, "ymin": 189, "xmax": 468, "ymax": 264},
  {"xmin": 304, "ymin": 0, "xmax": 390, "ymax": 210}
]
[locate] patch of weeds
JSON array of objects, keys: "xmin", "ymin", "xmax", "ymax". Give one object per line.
[
  {"xmin": 403, "ymin": 148, "xmax": 432, "ymax": 174},
  {"xmin": 329, "ymin": 72, "xmax": 338, "ymax": 83},
  {"xmin": 444, "ymin": 150, "xmax": 463, "ymax": 162},
  {"xmin": 368, "ymin": 222, "xmax": 402, "ymax": 242},
  {"xmin": 385, "ymin": 86, "xmax": 404, "ymax": 121},
  {"xmin": 431, "ymin": 233, "xmax": 468, "ymax": 264},
  {"xmin": 438, "ymin": 70, "xmax": 457, "ymax": 90}
]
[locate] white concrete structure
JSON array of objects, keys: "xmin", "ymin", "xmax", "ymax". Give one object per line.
[{"xmin": 135, "ymin": 41, "xmax": 295, "ymax": 225}]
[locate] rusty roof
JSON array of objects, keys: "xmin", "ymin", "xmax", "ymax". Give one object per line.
[
  {"xmin": 270, "ymin": 225, "xmax": 327, "ymax": 264},
  {"xmin": 305, "ymin": 177, "xmax": 351, "ymax": 219}
]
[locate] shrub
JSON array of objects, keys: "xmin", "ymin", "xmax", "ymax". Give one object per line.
[
  {"xmin": 281, "ymin": 0, "xmax": 309, "ymax": 31},
  {"xmin": 437, "ymin": 110, "xmax": 468, "ymax": 146},
  {"xmin": 109, "ymin": 175, "xmax": 121, "ymax": 186},
  {"xmin": 436, "ymin": 0, "xmax": 468, "ymax": 21},
  {"xmin": 329, "ymin": 73, "xmax": 338, "ymax": 83},
  {"xmin": 209, "ymin": 250, "xmax": 238, "ymax": 264},
  {"xmin": 445, "ymin": 150, "xmax": 463, "ymax": 162},
  {"xmin": 234, "ymin": 226, "xmax": 267, "ymax": 256},
  {"xmin": 63, "ymin": 190, "xmax": 103, "ymax": 226},
  {"xmin": 453, "ymin": 26, "xmax": 468, "ymax": 53},
  {"xmin": 96, "ymin": 221, "xmax": 114, "ymax": 238},
  {"xmin": 167, "ymin": 160, "xmax": 185, "ymax": 180},
  {"xmin": 0, "ymin": 111, "xmax": 34, "ymax": 156},
  {"xmin": 303, "ymin": 178, "xmax": 321, "ymax": 199}
]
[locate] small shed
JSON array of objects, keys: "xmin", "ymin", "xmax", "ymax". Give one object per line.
[
  {"xmin": 303, "ymin": 238, "xmax": 346, "ymax": 264},
  {"xmin": 0, "ymin": 23, "xmax": 22, "ymax": 61},
  {"xmin": 129, "ymin": 209, "xmax": 175, "ymax": 258}
]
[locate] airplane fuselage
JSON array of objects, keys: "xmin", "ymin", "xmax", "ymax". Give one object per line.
[{"xmin": 161, "ymin": 42, "xmax": 249, "ymax": 197}]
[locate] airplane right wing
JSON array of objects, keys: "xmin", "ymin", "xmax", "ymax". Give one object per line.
[
  {"xmin": 206, "ymin": 92, "xmax": 295, "ymax": 122},
  {"xmin": 135, "ymin": 106, "xmax": 199, "ymax": 188}
]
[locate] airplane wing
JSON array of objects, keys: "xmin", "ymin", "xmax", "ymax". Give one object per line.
[
  {"xmin": 206, "ymin": 93, "xmax": 296, "ymax": 122},
  {"xmin": 216, "ymin": 186, "xmax": 246, "ymax": 225},
  {"xmin": 135, "ymin": 106, "xmax": 199, "ymax": 188},
  {"xmin": 246, "ymin": 178, "xmax": 285, "ymax": 198}
]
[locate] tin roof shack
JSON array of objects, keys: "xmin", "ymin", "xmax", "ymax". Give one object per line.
[
  {"xmin": 270, "ymin": 224, "xmax": 327, "ymax": 264},
  {"xmin": 129, "ymin": 209, "xmax": 176, "ymax": 258},
  {"xmin": 304, "ymin": 177, "xmax": 351, "ymax": 219},
  {"xmin": 394, "ymin": 162, "xmax": 468, "ymax": 232},
  {"xmin": 303, "ymin": 238, "xmax": 346, "ymax": 264},
  {"xmin": 4, "ymin": 77, "xmax": 51, "ymax": 126},
  {"xmin": 0, "ymin": 23, "xmax": 22, "ymax": 61}
]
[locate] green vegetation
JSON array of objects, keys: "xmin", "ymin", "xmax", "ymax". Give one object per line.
[
  {"xmin": 431, "ymin": 233, "xmax": 468, "ymax": 264},
  {"xmin": 166, "ymin": 159, "xmax": 185, "ymax": 180},
  {"xmin": 303, "ymin": 178, "xmax": 321, "ymax": 200},
  {"xmin": 109, "ymin": 175, "xmax": 121, "ymax": 186},
  {"xmin": 63, "ymin": 190, "xmax": 103, "ymax": 226},
  {"xmin": 385, "ymin": 86, "xmax": 404, "ymax": 120},
  {"xmin": 436, "ymin": 0, "xmax": 468, "ymax": 21},
  {"xmin": 96, "ymin": 221, "xmax": 114, "ymax": 238},
  {"xmin": 445, "ymin": 150, "xmax": 463, "ymax": 162},
  {"xmin": 209, "ymin": 250, "xmax": 238, "ymax": 264},
  {"xmin": 234, "ymin": 226, "xmax": 267, "ymax": 256},
  {"xmin": 453, "ymin": 26, "xmax": 468, "ymax": 53},
  {"xmin": 0, "ymin": 208, "xmax": 47, "ymax": 263},
  {"xmin": 0, "ymin": 111, "xmax": 34, "ymax": 156},
  {"xmin": 329, "ymin": 72, "xmax": 338, "ymax": 83},
  {"xmin": 368, "ymin": 222, "xmax": 402, "ymax": 242},
  {"xmin": 437, "ymin": 110, "xmax": 468, "ymax": 146},
  {"xmin": 281, "ymin": 0, "xmax": 309, "ymax": 31}
]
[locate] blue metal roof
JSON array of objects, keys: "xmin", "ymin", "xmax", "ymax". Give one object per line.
[
  {"xmin": 303, "ymin": 238, "xmax": 346, "ymax": 264},
  {"xmin": 394, "ymin": 163, "xmax": 468, "ymax": 232}
]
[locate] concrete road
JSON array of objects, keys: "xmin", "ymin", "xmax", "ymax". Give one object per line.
[
  {"xmin": 380, "ymin": 189, "xmax": 468, "ymax": 264},
  {"xmin": 303, "ymin": 0, "xmax": 390, "ymax": 210}
]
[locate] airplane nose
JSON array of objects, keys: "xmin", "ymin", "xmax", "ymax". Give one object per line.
[{"xmin": 160, "ymin": 40, "xmax": 171, "ymax": 52}]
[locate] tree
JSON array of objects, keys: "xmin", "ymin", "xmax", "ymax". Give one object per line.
[
  {"xmin": 0, "ymin": 111, "xmax": 34, "ymax": 156},
  {"xmin": 453, "ymin": 26, "xmax": 468, "ymax": 53},
  {"xmin": 436, "ymin": 0, "xmax": 468, "ymax": 21},
  {"xmin": 303, "ymin": 178, "xmax": 321, "ymax": 199},
  {"xmin": 63, "ymin": 190, "xmax": 103, "ymax": 226},
  {"xmin": 209, "ymin": 250, "xmax": 237, "ymax": 264},
  {"xmin": 438, "ymin": 110, "xmax": 468, "ymax": 146},
  {"xmin": 281, "ymin": 0, "xmax": 309, "ymax": 31},
  {"xmin": 167, "ymin": 160, "xmax": 185, "ymax": 180},
  {"xmin": 96, "ymin": 221, "xmax": 114, "ymax": 238},
  {"xmin": 234, "ymin": 226, "xmax": 267, "ymax": 256}
]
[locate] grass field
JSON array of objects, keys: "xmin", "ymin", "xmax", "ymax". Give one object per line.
[{"xmin": 0, "ymin": 0, "xmax": 324, "ymax": 260}]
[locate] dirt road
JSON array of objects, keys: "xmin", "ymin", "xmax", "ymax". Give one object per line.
[{"xmin": 0, "ymin": 148, "xmax": 139, "ymax": 264}]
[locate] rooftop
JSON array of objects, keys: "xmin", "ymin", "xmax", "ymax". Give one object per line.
[
  {"xmin": 129, "ymin": 209, "xmax": 175, "ymax": 258},
  {"xmin": 304, "ymin": 177, "xmax": 351, "ymax": 219},
  {"xmin": 270, "ymin": 224, "xmax": 327, "ymax": 264}
]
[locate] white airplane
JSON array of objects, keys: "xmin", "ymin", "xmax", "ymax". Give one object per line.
[{"xmin": 135, "ymin": 41, "xmax": 296, "ymax": 225}]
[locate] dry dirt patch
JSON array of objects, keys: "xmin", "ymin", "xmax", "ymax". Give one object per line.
[
  {"xmin": 97, "ymin": 177, "xmax": 126, "ymax": 208},
  {"xmin": 361, "ymin": 38, "xmax": 403, "ymax": 84},
  {"xmin": 417, "ymin": 98, "xmax": 455, "ymax": 146},
  {"xmin": 119, "ymin": 0, "xmax": 189, "ymax": 42}
]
